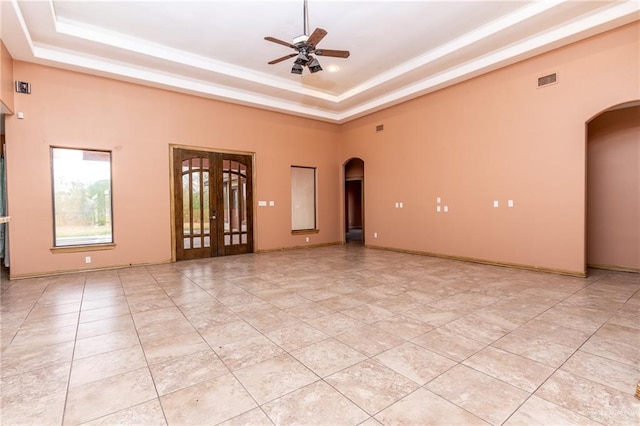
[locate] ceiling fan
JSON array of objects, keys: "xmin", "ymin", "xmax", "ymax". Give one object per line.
[{"xmin": 264, "ymin": 0, "xmax": 350, "ymax": 74}]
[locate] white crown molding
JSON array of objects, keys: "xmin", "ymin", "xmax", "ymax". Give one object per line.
[
  {"xmin": 338, "ymin": 0, "xmax": 640, "ymax": 122},
  {"xmin": 53, "ymin": 17, "xmax": 338, "ymax": 103}
]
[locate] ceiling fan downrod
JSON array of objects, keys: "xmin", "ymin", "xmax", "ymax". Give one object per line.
[{"xmin": 303, "ymin": 0, "xmax": 309, "ymax": 36}]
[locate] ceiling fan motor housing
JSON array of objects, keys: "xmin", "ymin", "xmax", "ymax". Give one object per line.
[{"xmin": 293, "ymin": 35, "xmax": 309, "ymax": 45}]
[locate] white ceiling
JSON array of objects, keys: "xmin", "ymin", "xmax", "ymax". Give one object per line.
[{"xmin": 1, "ymin": 0, "xmax": 638, "ymax": 123}]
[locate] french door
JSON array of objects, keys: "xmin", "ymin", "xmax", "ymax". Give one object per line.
[{"xmin": 173, "ymin": 148, "xmax": 253, "ymax": 260}]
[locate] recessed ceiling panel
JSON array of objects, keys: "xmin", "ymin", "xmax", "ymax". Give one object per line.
[{"xmin": 3, "ymin": 0, "xmax": 637, "ymax": 122}]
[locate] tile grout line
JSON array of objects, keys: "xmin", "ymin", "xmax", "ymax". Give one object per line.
[
  {"xmin": 496, "ymin": 271, "xmax": 619, "ymax": 426},
  {"xmin": 146, "ymin": 263, "xmax": 276, "ymax": 426},
  {"xmin": 61, "ymin": 273, "xmax": 87, "ymax": 426},
  {"xmin": 6, "ymin": 251, "xmax": 635, "ymax": 425}
]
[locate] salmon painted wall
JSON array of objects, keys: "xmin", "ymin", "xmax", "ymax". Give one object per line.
[
  {"xmin": 340, "ymin": 23, "xmax": 640, "ymax": 275},
  {"xmin": 5, "ymin": 63, "xmax": 341, "ymax": 278},
  {"xmin": 5, "ymin": 23, "xmax": 639, "ymax": 278},
  {"xmin": 587, "ymin": 105, "xmax": 640, "ymax": 271},
  {"xmin": 0, "ymin": 41, "xmax": 14, "ymax": 113}
]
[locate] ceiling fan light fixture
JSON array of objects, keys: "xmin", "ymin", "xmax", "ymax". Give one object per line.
[
  {"xmin": 294, "ymin": 52, "xmax": 309, "ymax": 66},
  {"xmin": 264, "ymin": 0, "xmax": 349, "ymax": 76},
  {"xmin": 308, "ymin": 57, "xmax": 322, "ymax": 73},
  {"xmin": 291, "ymin": 63, "xmax": 304, "ymax": 74}
]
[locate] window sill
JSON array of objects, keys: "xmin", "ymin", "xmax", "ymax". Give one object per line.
[
  {"xmin": 291, "ymin": 229, "xmax": 320, "ymax": 236},
  {"xmin": 50, "ymin": 243, "xmax": 117, "ymax": 254}
]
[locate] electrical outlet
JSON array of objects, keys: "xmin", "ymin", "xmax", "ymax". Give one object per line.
[
  {"xmin": 508, "ymin": 200, "xmax": 514, "ymax": 207},
  {"xmin": 493, "ymin": 200, "xmax": 499, "ymax": 208},
  {"xmin": 85, "ymin": 256, "xmax": 91, "ymax": 264},
  {"xmin": 374, "ymin": 232, "xmax": 378, "ymax": 238},
  {"xmin": 305, "ymin": 237, "xmax": 309, "ymax": 242}
]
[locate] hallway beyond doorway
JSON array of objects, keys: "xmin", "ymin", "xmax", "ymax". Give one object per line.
[{"xmin": 346, "ymin": 228, "xmax": 363, "ymax": 243}]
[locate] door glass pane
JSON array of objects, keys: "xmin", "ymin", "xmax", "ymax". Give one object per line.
[
  {"xmin": 232, "ymin": 187, "xmax": 239, "ymax": 232},
  {"xmin": 223, "ymin": 170, "xmax": 230, "ymax": 233},
  {"xmin": 192, "ymin": 171, "xmax": 201, "ymax": 235},
  {"xmin": 220, "ymin": 158, "xmax": 250, "ymax": 248},
  {"xmin": 182, "ymin": 174, "xmax": 191, "ymax": 235},
  {"xmin": 181, "ymin": 156, "xmax": 211, "ymax": 252},
  {"xmin": 231, "ymin": 161, "xmax": 239, "ymax": 233},
  {"xmin": 202, "ymin": 158, "xmax": 211, "ymax": 247},
  {"xmin": 240, "ymin": 178, "xmax": 247, "ymax": 232},
  {"xmin": 203, "ymin": 171, "xmax": 210, "ymax": 234}
]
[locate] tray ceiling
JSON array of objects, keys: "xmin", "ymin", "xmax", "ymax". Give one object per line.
[{"xmin": 1, "ymin": 0, "xmax": 638, "ymax": 123}]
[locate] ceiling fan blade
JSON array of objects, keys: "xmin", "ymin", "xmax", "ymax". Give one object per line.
[
  {"xmin": 315, "ymin": 49, "xmax": 350, "ymax": 58},
  {"xmin": 306, "ymin": 28, "xmax": 327, "ymax": 47},
  {"xmin": 268, "ymin": 53, "xmax": 298, "ymax": 65},
  {"xmin": 264, "ymin": 36, "xmax": 297, "ymax": 50}
]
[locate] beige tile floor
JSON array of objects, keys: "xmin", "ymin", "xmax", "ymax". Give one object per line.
[{"xmin": 1, "ymin": 245, "xmax": 639, "ymax": 425}]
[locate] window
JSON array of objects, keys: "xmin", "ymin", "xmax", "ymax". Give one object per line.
[
  {"xmin": 51, "ymin": 147, "xmax": 113, "ymax": 247},
  {"xmin": 291, "ymin": 166, "xmax": 317, "ymax": 231}
]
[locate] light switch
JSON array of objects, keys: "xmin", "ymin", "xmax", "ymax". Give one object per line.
[
  {"xmin": 436, "ymin": 197, "xmax": 441, "ymax": 204},
  {"xmin": 395, "ymin": 202, "xmax": 399, "ymax": 208},
  {"xmin": 436, "ymin": 206, "xmax": 441, "ymax": 212},
  {"xmin": 444, "ymin": 206, "xmax": 449, "ymax": 212},
  {"xmin": 399, "ymin": 202, "xmax": 403, "ymax": 208},
  {"xmin": 493, "ymin": 200, "xmax": 499, "ymax": 208},
  {"xmin": 508, "ymin": 200, "xmax": 514, "ymax": 208},
  {"xmin": 269, "ymin": 201, "xmax": 275, "ymax": 206}
]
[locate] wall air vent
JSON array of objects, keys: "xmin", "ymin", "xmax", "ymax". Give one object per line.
[
  {"xmin": 537, "ymin": 72, "xmax": 558, "ymax": 88},
  {"xmin": 376, "ymin": 124, "xmax": 384, "ymax": 132}
]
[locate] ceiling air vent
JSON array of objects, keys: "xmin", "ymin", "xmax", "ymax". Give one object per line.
[{"xmin": 537, "ymin": 72, "xmax": 558, "ymax": 88}]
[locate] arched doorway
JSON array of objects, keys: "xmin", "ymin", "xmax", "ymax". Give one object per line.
[
  {"xmin": 344, "ymin": 158, "xmax": 364, "ymax": 244},
  {"xmin": 586, "ymin": 101, "xmax": 640, "ymax": 273}
]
